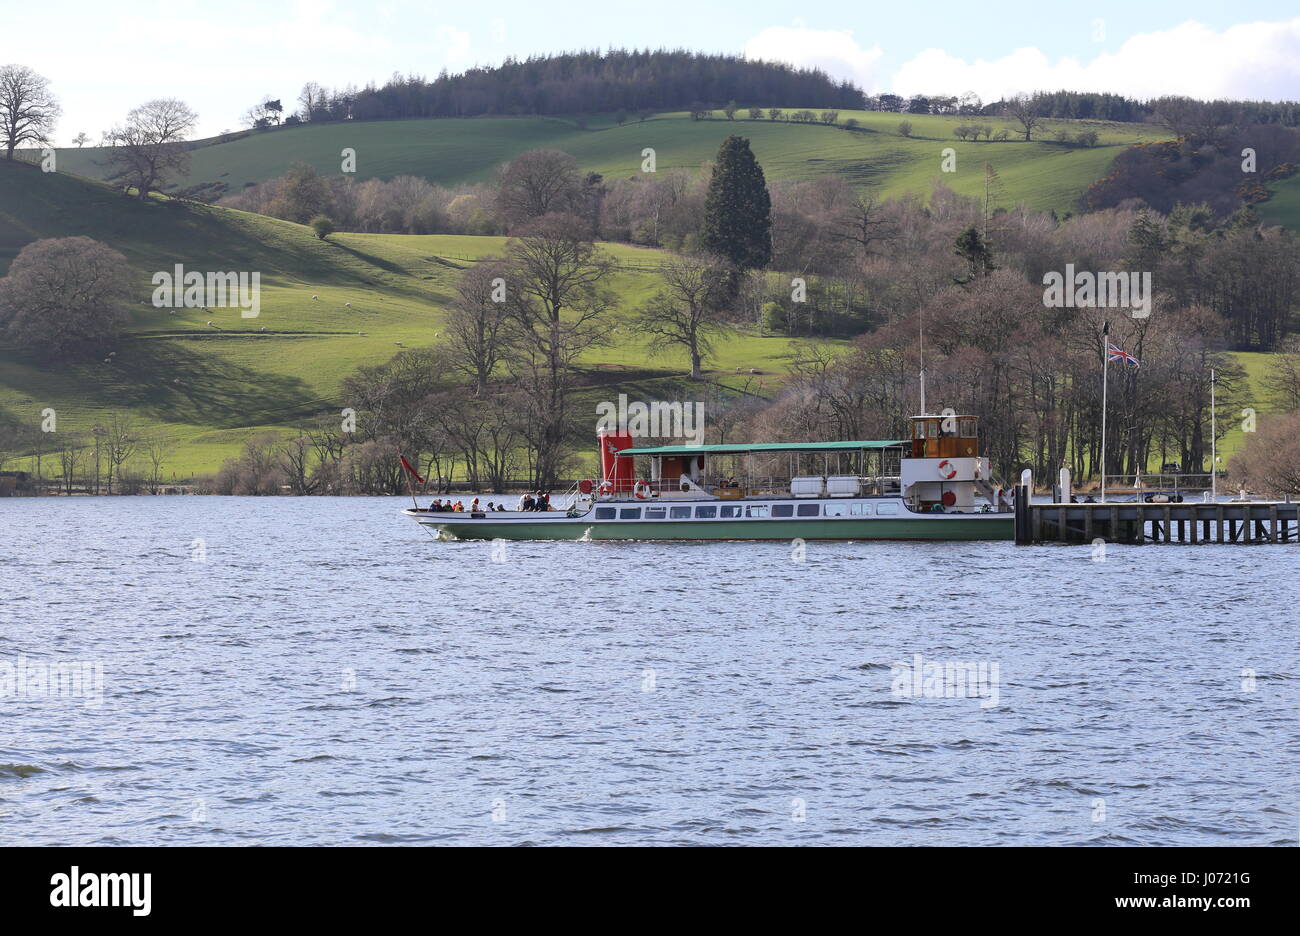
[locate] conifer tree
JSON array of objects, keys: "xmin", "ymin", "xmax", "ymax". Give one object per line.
[{"xmin": 699, "ymin": 136, "xmax": 772, "ymax": 271}]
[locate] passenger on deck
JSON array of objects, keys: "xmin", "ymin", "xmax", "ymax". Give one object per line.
[
  {"xmin": 470, "ymin": 497, "xmax": 480, "ymax": 512},
  {"xmin": 521, "ymin": 494, "xmax": 535, "ymax": 511},
  {"xmin": 540, "ymin": 492, "xmax": 551, "ymax": 511},
  {"xmin": 453, "ymin": 501, "xmax": 464, "ymax": 512}
]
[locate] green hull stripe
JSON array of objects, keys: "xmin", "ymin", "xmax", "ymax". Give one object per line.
[{"xmin": 416, "ymin": 517, "xmax": 1014, "ymax": 541}]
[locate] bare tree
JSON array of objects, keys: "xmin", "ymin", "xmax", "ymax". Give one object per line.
[
  {"xmin": 57, "ymin": 434, "xmax": 86, "ymax": 495},
  {"xmin": 0, "ymin": 64, "xmax": 60, "ymax": 161},
  {"xmin": 444, "ymin": 261, "xmax": 512, "ymax": 395},
  {"xmin": 142, "ymin": 436, "xmax": 173, "ymax": 493},
  {"xmin": 0, "ymin": 236, "xmax": 131, "ymax": 359},
  {"xmin": 105, "ymin": 98, "xmax": 198, "ymax": 199},
  {"xmin": 276, "ymin": 431, "xmax": 319, "ymax": 495},
  {"xmin": 503, "ymin": 213, "xmax": 616, "ymax": 486},
  {"xmin": 298, "ymin": 82, "xmax": 326, "ymax": 121},
  {"xmin": 432, "ymin": 390, "xmax": 523, "ymax": 492},
  {"xmin": 1150, "ymin": 96, "xmax": 1234, "ymax": 143},
  {"xmin": 831, "ymin": 192, "xmax": 897, "ymax": 260},
  {"xmin": 1230, "ymin": 413, "xmax": 1300, "ymax": 496},
  {"xmin": 102, "ymin": 414, "xmax": 136, "ymax": 494},
  {"xmin": 242, "ymin": 97, "xmax": 283, "ymax": 128},
  {"xmin": 1003, "ymin": 95, "xmax": 1042, "ymax": 141},
  {"xmin": 633, "ymin": 255, "xmax": 732, "ymax": 378},
  {"xmin": 495, "ymin": 150, "xmax": 582, "ymax": 228},
  {"xmin": 72, "ymin": 132, "xmax": 89, "ymax": 148}
]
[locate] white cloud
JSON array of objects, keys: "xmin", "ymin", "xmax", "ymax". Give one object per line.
[
  {"xmin": 891, "ymin": 18, "xmax": 1300, "ymax": 102},
  {"xmin": 743, "ymin": 26, "xmax": 883, "ymax": 91}
]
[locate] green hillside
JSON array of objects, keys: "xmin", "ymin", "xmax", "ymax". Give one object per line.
[
  {"xmin": 1258, "ymin": 174, "xmax": 1300, "ymax": 230},
  {"xmin": 0, "ymin": 161, "xmax": 798, "ymax": 477},
  {"xmin": 55, "ymin": 109, "xmax": 1168, "ymax": 216}
]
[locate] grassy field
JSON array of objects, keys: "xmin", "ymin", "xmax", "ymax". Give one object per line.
[
  {"xmin": 54, "ymin": 109, "xmax": 1169, "ymax": 217},
  {"xmin": 0, "ymin": 160, "xmax": 802, "ymax": 477},
  {"xmin": 1258, "ymin": 174, "xmax": 1300, "ymax": 230},
  {"xmin": 5, "ymin": 109, "xmax": 1285, "ymax": 482}
]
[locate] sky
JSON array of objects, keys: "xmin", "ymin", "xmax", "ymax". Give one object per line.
[{"xmin": 4, "ymin": 0, "xmax": 1300, "ymax": 143}]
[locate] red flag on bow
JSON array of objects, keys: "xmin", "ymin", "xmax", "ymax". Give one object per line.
[{"xmin": 398, "ymin": 454, "xmax": 426, "ymax": 485}]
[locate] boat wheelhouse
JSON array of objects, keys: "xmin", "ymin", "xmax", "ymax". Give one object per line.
[{"xmin": 403, "ymin": 415, "xmax": 1014, "ymax": 541}]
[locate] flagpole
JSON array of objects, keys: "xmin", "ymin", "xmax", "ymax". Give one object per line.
[
  {"xmin": 1210, "ymin": 367, "xmax": 1217, "ymax": 501},
  {"xmin": 919, "ymin": 306, "xmax": 927, "ymax": 416},
  {"xmin": 398, "ymin": 453, "xmax": 423, "ymax": 509},
  {"xmin": 1100, "ymin": 327, "xmax": 1109, "ymax": 503}
]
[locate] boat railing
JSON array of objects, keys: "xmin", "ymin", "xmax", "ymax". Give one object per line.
[{"xmin": 599, "ymin": 475, "xmax": 905, "ymax": 500}]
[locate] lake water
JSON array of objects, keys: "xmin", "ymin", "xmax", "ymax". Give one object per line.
[{"xmin": 2, "ymin": 496, "xmax": 1297, "ymax": 846}]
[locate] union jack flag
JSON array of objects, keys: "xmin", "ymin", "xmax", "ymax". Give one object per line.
[{"xmin": 1107, "ymin": 344, "xmax": 1141, "ymax": 367}]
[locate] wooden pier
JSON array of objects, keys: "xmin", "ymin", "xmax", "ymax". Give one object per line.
[{"xmin": 1013, "ymin": 485, "xmax": 1300, "ymax": 545}]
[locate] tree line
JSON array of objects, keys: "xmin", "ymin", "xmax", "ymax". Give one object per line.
[
  {"xmin": 214, "ymin": 154, "xmax": 1300, "ymax": 496},
  {"xmin": 867, "ymin": 90, "xmax": 1300, "ymax": 127},
  {"xmin": 288, "ymin": 50, "xmax": 863, "ymax": 126}
]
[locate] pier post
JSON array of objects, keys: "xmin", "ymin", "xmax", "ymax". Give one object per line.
[{"xmin": 1014, "ymin": 484, "xmax": 1030, "ymax": 544}]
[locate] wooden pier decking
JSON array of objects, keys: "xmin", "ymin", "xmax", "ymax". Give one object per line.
[{"xmin": 1013, "ymin": 485, "xmax": 1300, "ymax": 545}]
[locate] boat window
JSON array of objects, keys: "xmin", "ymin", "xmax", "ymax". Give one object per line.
[
  {"xmin": 796, "ymin": 503, "xmax": 820, "ymax": 517},
  {"xmin": 746, "ymin": 505, "xmax": 769, "ymax": 518},
  {"xmin": 720, "ymin": 505, "xmax": 743, "ymax": 518},
  {"xmin": 959, "ymin": 418, "xmax": 978, "ymax": 438},
  {"xmin": 824, "ymin": 503, "xmax": 847, "ymax": 517},
  {"xmin": 695, "ymin": 505, "xmax": 717, "ymax": 518},
  {"xmin": 850, "ymin": 503, "xmax": 869, "ymax": 515},
  {"xmin": 876, "ymin": 503, "xmax": 898, "ymax": 516},
  {"xmin": 645, "ymin": 507, "xmax": 666, "ymax": 519},
  {"xmin": 594, "ymin": 507, "xmax": 616, "ymax": 520},
  {"xmin": 669, "ymin": 506, "xmax": 691, "ymax": 519},
  {"xmin": 619, "ymin": 508, "xmax": 641, "ymax": 520},
  {"xmin": 772, "ymin": 504, "xmax": 794, "ymax": 518}
]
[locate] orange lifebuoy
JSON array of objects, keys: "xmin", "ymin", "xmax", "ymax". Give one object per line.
[
  {"xmin": 937, "ymin": 459, "xmax": 958, "ymax": 480},
  {"xmin": 597, "ymin": 480, "xmax": 613, "ymax": 498}
]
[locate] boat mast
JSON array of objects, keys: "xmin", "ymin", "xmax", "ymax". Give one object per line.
[
  {"xmin": 1210, "ymin": 367, "xmax": 1217, "ymax": 501},
  {"xmin": 919, "ymin": 306, "xmax": 927, "ymax": 416}
]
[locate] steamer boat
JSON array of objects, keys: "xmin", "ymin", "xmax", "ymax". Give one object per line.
[{"xmin": 404, "ymin": 414, "xmax": 1015, "ymax": 541}]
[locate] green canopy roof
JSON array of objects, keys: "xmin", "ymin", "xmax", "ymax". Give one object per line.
[{"xmin": 617, "ymin": 440, "xmax": 908, "ymax": 456}]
